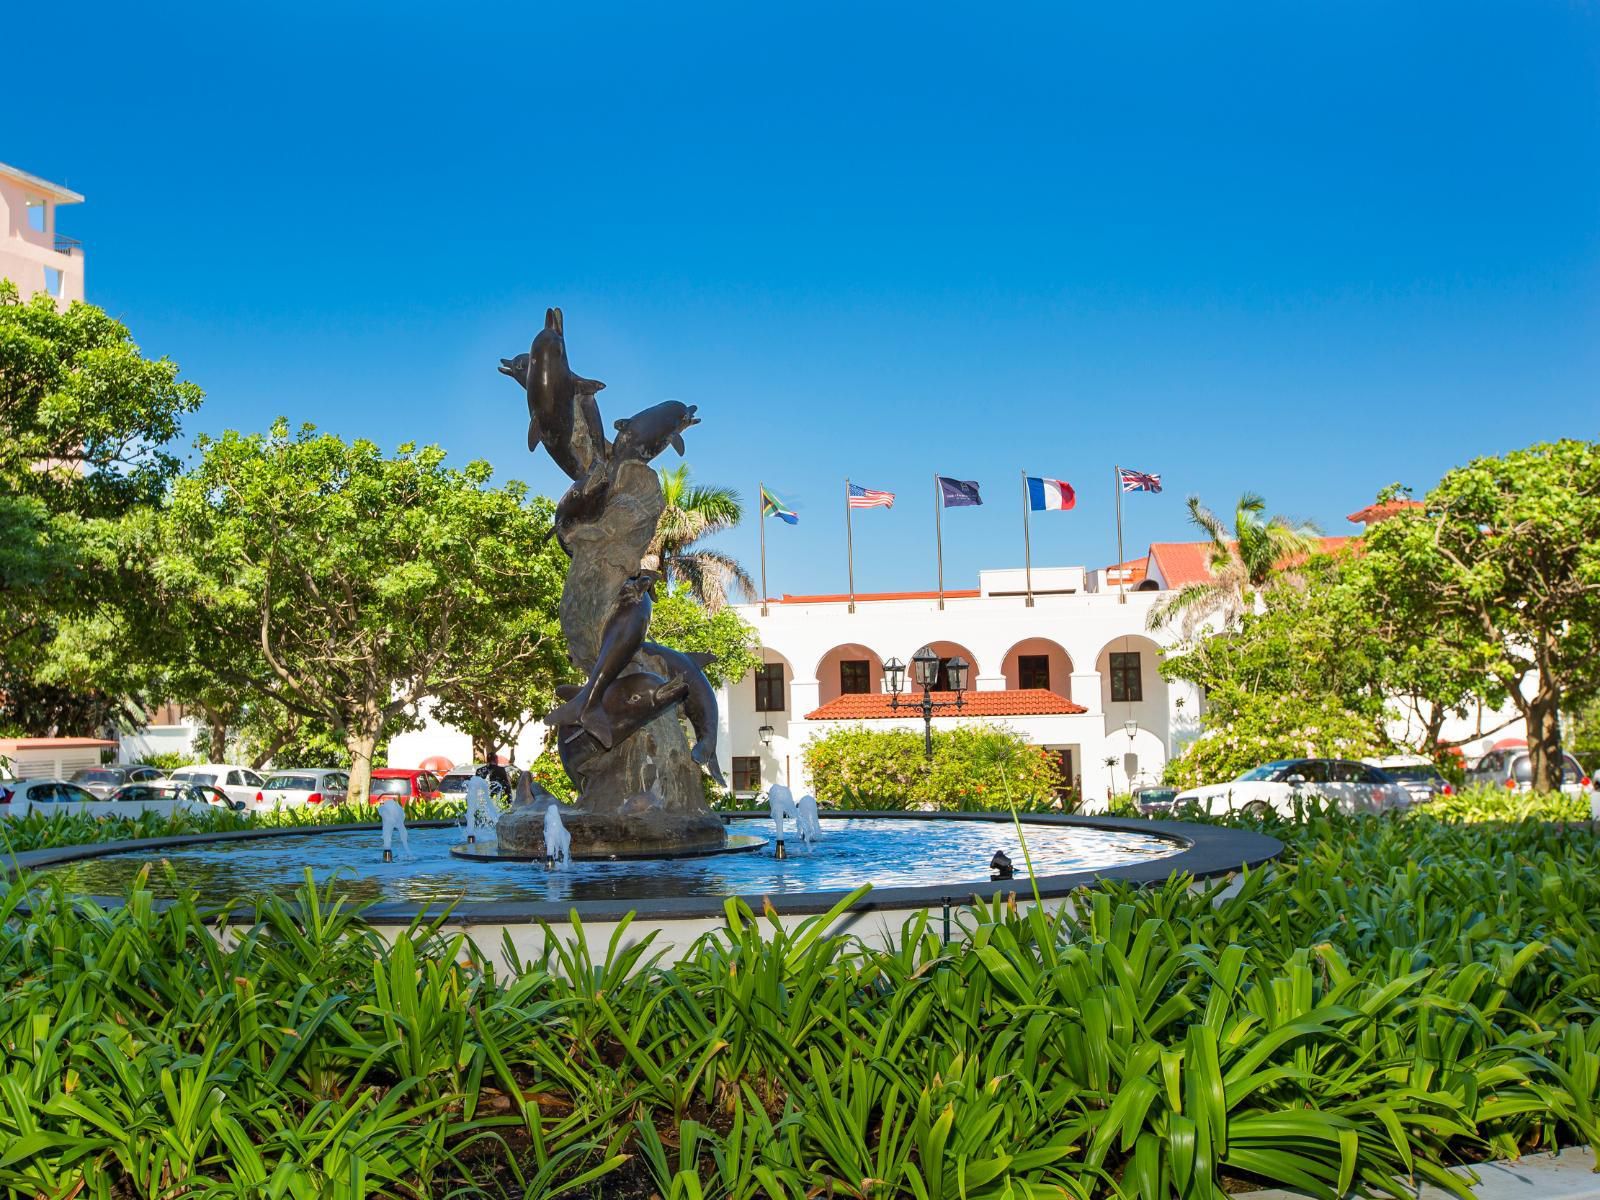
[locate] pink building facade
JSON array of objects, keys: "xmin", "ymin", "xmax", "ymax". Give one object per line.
[{"xmin": 0, "ymin": 161, "xmax": 84, "ymax": 307}]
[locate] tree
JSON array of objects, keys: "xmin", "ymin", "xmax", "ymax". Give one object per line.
[
  {"xmin": 647, "ymin": 584, "xmax": 762, "ymax": 687},
  {"xmin": 1148, "ymin": 492, "xmax": 1320, "ymax": 636},
  {"xmin": 158, "ymin": 420, "xmax": 567, "ymax": 802},
  {"xmin": 1361, "ymin": 443, "xmax": 1600, "ymax": 792},
  {"xmin": 0, "ymin": 284, "xmax": 203, "ymax": 731},
  {"xmin": 644, "ymin": 465, "xmax": 755, "ymax": 611}
]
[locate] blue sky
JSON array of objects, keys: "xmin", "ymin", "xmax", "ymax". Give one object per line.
[{"xmin": 10, "ymin": 1, "xmax": 1599, "ymax": 596}]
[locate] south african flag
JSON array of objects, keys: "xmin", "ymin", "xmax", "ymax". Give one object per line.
[{"xmin": 761, "ymin": 486, "xmax": 798, "ymax": 525}]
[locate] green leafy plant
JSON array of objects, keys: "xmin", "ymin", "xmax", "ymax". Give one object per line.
[{"xmin": 802, "ymin": 722, "xmax": 1065, "ymax": 810}]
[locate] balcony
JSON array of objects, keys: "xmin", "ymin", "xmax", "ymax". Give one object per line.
[{"xmin": 53, "ymin": 234, "xmax": 81, "ymax": 256}]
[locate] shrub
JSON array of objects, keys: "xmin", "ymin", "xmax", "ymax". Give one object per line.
[
  {"xmin": 140, "ymin": 750, "xmax": 199, "ymax": 771},
  {"xmin": 1427, "ymin": 783, "xmax": 1589, "ymax": 823},
  {"xmin": 1164, "ymin": 690, "xmax": 1388, "ymax": 789},
  {"xmin": 803, "ymin": 722, "xmax": 1065, "ymax": 810}
]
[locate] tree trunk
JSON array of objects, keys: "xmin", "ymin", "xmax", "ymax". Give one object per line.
[
  {"xmin": 1528, "ymin": 681, "xmax": 1564, "ymax": 794},
  {"xmin": 202, "ymin": 708, "xmax": 229, "ymax": 763},
  {"xmin": 345, "ymin": 720, "xmax": 381, "ymax": 806}
]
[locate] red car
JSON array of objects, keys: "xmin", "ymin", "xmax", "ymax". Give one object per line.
[{"xmin": 367, "ymin": 768, "xmax": 444, "ymax": 806}]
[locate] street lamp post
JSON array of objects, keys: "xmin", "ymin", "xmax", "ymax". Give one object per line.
[{"xmin": 885, "ymin": 646, "xmax": 970, "ymax": 759}]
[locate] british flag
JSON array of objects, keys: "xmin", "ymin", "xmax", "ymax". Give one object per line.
[
  {"xmin": 1118, "ymin": 468, "xmax": 1162, "ymax": 494},
  {"xmin": 848, "ymin": 482, "xmax": 895, "ymax": 509}
]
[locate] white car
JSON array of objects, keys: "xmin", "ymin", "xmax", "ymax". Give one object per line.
[
  {"xmin": 67, "ymin": 764, "xmax": 167, "ymax": 799},
  {"xmin": 0, "ymin": 778, "xmax": 209, "ymax": 818},
  {"xmin": 253, "ymin": 768, "xmax": 350, "ymax": 810},
  {"xmin": 1175, "ymin": 758, "xmax": 1411, "ymax": 819},
  {"xmin": 170, "ymin": 763, "xmax": 268, "ymax": 810},
  {"xmin": 1363, "ymin": 755, "xmax": 1454, "ymax": 805}
]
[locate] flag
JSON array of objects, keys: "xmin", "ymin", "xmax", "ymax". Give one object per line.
[
  {"xmin": 761, "ymin": 486, "xmax": 798, "ymax": 524},
  {"xmin": 1119, "ymin": 468, "xmax": 1162, "ymax": 494},
  {"xmin": 848, "ymin": 483, "xmax": 895, "ymax": 509},
  {"xmin": 1026, "ymin": 476, "xmax": 1076, "ymax": 512},
  {"xmin": 937, "ymin": 476, "xmax": 983, "ymax": 507}
]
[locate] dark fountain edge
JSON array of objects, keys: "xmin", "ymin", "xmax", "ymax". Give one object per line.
[{"xmin": 0, "ymin": 812, "xmax": 1283, "ymax": 927}]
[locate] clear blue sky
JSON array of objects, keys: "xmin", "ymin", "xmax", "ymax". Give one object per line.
[{"xmin": 11, "ymin": 1, "xmax": 1599, "ymax": 596}]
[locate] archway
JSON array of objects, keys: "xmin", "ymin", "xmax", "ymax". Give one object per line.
[
  {"xmin": 1000, "ymin": 637, "xmax": 1073, "ymax": 697},
  {"xmin": 919, "ymin": 640, "xmax": 981, "ymax": 692},
  {"xmin": 1094, "ymin": 633, "xmax": 1170, "ymax": 776},
  {"xmin": 814, "ymin": 643, "xmax": 887, "ymax": 705}
]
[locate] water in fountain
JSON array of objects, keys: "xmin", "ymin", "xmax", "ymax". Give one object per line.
[
  {"xmin": 464, "ymin": 776, "xmax": 501, "ymax": 843},
  {"xmin": 767, "ymin": 784, "xmax": 796, "ymax": 856},
  {"xmin": 794, "ymin": 793, "xmax": 822, "ymax": 847},
  {"xmin": 378, "ymin": 798, "xmax": 410, "ymax": 861},
  {"xmin": 544, "ymin": 804, "xmax": 572, "ymax": 867}
]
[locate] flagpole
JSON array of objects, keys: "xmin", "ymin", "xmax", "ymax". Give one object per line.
[
  {"xmin": 759, "ymin": 479, "xmax": 770, "ymax": 618},
  {"xmin": 1021, "ymin": 470, "xmax": 1034, "ymax": 607},
  {"xmin": 1114, "ymin": 464, "xmax": 1127, "ymax": 605},
  {"xmin": 933, "ymin": 473, "xmax": 945, "ymax": 611},
  {"xmin": 844, "ymin": 478, "xmax": 856, "ymax": 614}
]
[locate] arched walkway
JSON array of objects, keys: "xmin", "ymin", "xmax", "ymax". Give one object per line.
[
  {"xmin": 1094, "ymin": 633, "xmax": 1170, "ymax": 783},
  {"xmin": 815, "ymin": 643, "xmax": 886, "ymax": 705},
  {"xmin": 920, "ymin": 640, "xmax": 981, "ymax": 692},
  {"xmin": 1000, "ymin": 637, "xmax": 1073, "ymax": 697}
]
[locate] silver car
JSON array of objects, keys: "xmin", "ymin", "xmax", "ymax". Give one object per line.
[
  {"xmin": 253, "ymin": 769, "xmax": 350, "ymax": 810},
  {"xmin": 68, "ymin": 764, "xmax": 167, "ymax": 799},
  {"xmin": 1465, "ymin": 749, "xmax": 1593, "ymax": 797}
]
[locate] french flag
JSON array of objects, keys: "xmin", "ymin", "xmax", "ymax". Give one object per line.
[{"xmin": 1026, "ymin": 476, "xmax": 1076, "ymax": 512}]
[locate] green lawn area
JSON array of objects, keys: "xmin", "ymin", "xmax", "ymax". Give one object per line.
[{"xmin": 3, "ymin": 807, "xmax": 1598, "ymax": 1198}]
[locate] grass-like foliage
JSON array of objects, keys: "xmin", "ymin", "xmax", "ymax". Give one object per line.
[{"xmin": 4, "ymin": 811, "xmax": 1600, "ymax": 1197}]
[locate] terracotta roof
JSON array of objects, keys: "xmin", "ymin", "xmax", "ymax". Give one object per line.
[
  {"xmin": 1346, "ymin": 499, "xmax": 1423, "ymax": 525},
  {"xmin": 774, "ymin": 589, "xmax": 981, "ymax": 605},
  {"xmin": 805, "ymin": 688, "xmax": 1086, "ymax": 721},
  {"xmin": 1146, "ymin": 537, "xmax": 1355, "ymax": 588},
  {"xmin": 0, "ymin": 737, "xmax": 117, "ymax": 752}
]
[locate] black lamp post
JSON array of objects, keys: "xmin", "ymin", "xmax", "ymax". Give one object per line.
[{"xmin": 886, "ymin": 645, "xmax": 969, "ymax": 759}]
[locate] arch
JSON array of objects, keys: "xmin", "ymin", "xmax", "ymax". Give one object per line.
[
  {"xmin": 917, "ymin": 640, "xmax": 981, "ymax": 691},
  {"xmin": 1000, "ymin": 637, "xmax": 1073, "ymax": 696},
  {"xmin": 814, "ymin": 643, "xmax": 886, "ymax": 705},
  {"xmin": 1094, "ymin": 632, "xmax": 1171, "ymax": 765},
  {"xmin": 1135, "ymin": 578, "xmax": 1160, "ymax": 591}
]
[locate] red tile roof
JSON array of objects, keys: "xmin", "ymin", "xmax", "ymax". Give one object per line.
[
  {"xmin": 0, "ymin": 737, "xmax": 117, "ymax": 751},
  {"xmin": 775, "ymin": 589, "xmax": 981, "ymax": 605},
  {"xmin": 1346, "ymin": 499, "xmax": 1423, "ymax": 525},
  {"xmin": 805, "ymin": 688, "xmax": 1086, "ymax": 721},
  {"xmin": 1101, "ymin": 556, "xmax": 1150, "ymax": 585},
  {"xmin": 1145, "ymin": 537, "xmax": 1355, "ymax": 588}
]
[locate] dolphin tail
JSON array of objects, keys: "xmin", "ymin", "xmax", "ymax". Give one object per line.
[
  {"xmin": 682, "ymin": 651, "xmax": 718, "ymax": 671},
  {"xmin": 580, "ymin": 706, "xmax": 615, "ymax": 749},
  {"xmin": 692, "ymin": 741, "xmax": 725, "ymax": 785}
]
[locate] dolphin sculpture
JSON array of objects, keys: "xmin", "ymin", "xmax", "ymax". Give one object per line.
[
  {"xmin": 503, "ymin": 308, "xmax": 610, "ymax": 481},
  {"xmin": 611, "ymin": 401, "xmax": 700, "ymax": 465},
  {"xmin": 555, "ymin": 670, "xmax": 691, "ymax": 785},
  {"xmin": 640, "ymin": 641, "xmax": 724, "ymax": 785},
  {"xmin": 547, "ymin": 572, "xmax": 658, "ymax": 748}
]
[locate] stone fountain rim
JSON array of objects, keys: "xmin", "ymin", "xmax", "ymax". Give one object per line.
[{"xmin": 4, "ymin": 811, "xmax": 1282, "ymax": 925}]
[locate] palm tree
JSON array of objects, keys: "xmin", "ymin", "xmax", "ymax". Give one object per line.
[
  {"xmin": 645, "ymin": 465, "xmax": 756, "ymax": 611},
  {"xmin": 1147, "ymin": 492, "xmax": 1320, "ymax": 636}
]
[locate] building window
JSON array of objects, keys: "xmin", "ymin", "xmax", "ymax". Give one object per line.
[
  {"xmin": 839, "ymin": 659, "xmax": 870, "ymax": 695},
  {"xmin": 26, "ymin": 201, "xmax": 46, "ymax": 233},
  {"xmin": 1018, "ymin": 654, "xmax": 1050, "ymax": 690},
  {"xmin": 1109, "ymin": 651, "xmax": 1143, "ymax": 703},
  {"xmin": 754, "ymin": 662, "xmax": 785, "ymax": 712},
  {"xmin": 732, "ymin": 756, "xmax": 762, "ymax": 793},
  {"xmin": 42, "ymin": 268, "xmax": 62, "ymax": 298}
]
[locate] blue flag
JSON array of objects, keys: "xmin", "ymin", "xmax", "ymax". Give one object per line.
[{"xmin": 938, "ymin": 476, "xmax": 982, "ymax": 507}]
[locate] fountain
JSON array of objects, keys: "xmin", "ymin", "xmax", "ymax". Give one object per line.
[
  {"xmin": 463, "ymin": 776, "xmax": 500, "ymax": 844},
  {"xmin": 544, "ymin": 804, "xmax": 572, "ymax": 868},
  {"xmin": 378, "ymin": 798, "xmax": 409, "ymax": 862}
]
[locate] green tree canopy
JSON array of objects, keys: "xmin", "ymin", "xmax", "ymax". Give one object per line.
[
  {"xmin": 1361, "ymin": 441, "xmax": 1600, "ymax": 791},
  {"xmin": 0, "ymin": 285, "xmax": 203, "ymax": 734},
  {"xmin": 157, "ymin": 420, "xmax": 566, "ymax": 801}
]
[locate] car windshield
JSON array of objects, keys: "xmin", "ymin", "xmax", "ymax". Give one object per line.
[
  {"xmin": 369, "ymin": 777, "xmax": 412, "ymax": 795},
  {"xmin": 438, "ymin": 775, "xmax": 471, "ymax": 793},
  {"xmin": 71, "ymin": 769, "xmax": 122, "ymax": 784},
  {"xmin": 262, "ymin": 775, "xmax": 316, "ymax": 792},
  {"xmin": 1236, "ymin": 762, "xmax": 1291, "ymax": 782},
  {"xmin": 1138, "ymin": 788, "xmax": 1178, "ymax": 803},
  {"xmin": 174, "ymin": 771, "xmax": 217, "ymax": 786}
]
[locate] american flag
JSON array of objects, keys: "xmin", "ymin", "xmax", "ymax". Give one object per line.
[
  {"xmin": 848, "ymin": 482, "xmax": 895, "ymax": 509},
  {"xmin": 1119, "ymin": 468, "xmax": 1162, "ymax": 494}
]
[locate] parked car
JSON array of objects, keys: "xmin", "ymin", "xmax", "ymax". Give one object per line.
[
  {"xmin": 1465, "ymin": 749, "xmax": 1593, "ymax": 796},
  {"xmin": 0, "ymin": 778, "xmax": 99, "ymax": 814},
  {"xmin": 1132, "ymin": 785, "xmax": 1180, "ymax": 815},
  {"xmin": 68, "ymin": 764, "xmax": 167, "ymax": 799},
  {"xmin": 169, "ymin": 764, "xmax": 269, "ymax": 809},
  {"xmin": 252, "ymin": 769, "xmax": 350, "ymax": 809},
  {"xmin": 1175, "ymin": 758, "xmax": 1411, "ymax": 819},
  {"xmin": 1363, "ymin": 755, "xmax": 1453, "ymax": 804},
  {"xmin": 439, "ymin": 764, "xmax": 511, "ymax": 800},
  {"xmin": 107, "ymin": 780, "xmax": 221, "ymax": 812},
  {"xmin": 368, "ymin": 768, "xmax": 445, "ymax": 805}
]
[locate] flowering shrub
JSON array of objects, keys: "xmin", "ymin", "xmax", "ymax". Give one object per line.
[
  {"xmin": 1164, "ymin": 691, "xmax": 1388, "ymax": 790},
  {"xmin": 803, "ymin": 722, "xmax": 1066, "ymax": 811}
]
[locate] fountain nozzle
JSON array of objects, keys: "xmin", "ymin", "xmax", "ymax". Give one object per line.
[
  {"xmin": 774, "ymin": 839, "xmax": 787, "ymax": 860},
  {"xmin": 544, "ymin": 854, "xmax": 556, "ymax": 871},
  {"xmin": 382, "ymin": 848, "xmax": 393, "ymax": 864},
  {"xmin": 990, "ymin": 850, "xmax": 1015, "ymax": 881},
  {"xmin": 467, "ymin": 833, "xmax": 476, "ymax": 845}
]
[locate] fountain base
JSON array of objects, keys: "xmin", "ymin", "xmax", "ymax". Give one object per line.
[
  {"xmin": 450, "ymin": 830, "xmax": 767, "ymax": 863},
  {"xmin": 492, "ymin": 804, "xmax": 731, "ymax": 859}
]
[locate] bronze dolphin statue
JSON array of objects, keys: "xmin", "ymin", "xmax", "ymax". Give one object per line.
[
  {"xmin": 611, "ymin": 400, "xmax": 700, "ymax": 465},
  {"xmin": 640, "ymin": 641, "xmax": 724, "ymax": 786},
  {"xmin": 548, "ymin": 571, "xmax": 658, "ymax": 748},
  {"xmin": 555, "ymin": 669, "xmax": 689, "ymax": 784},
  {"xmin": 504, "ymin": 308, "xmax": 610, "ymax": 481}
]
